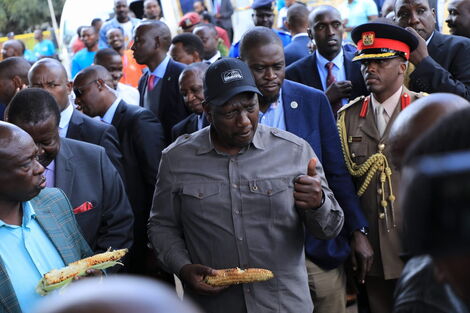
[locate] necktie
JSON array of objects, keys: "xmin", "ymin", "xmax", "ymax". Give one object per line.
[
  {"xmin": 375, "ymin": 105, "xmax": 387, "ymax": 136},
  {"xmin": 147, "ymin": 74, "xmax": 157, "ymax": 92},
  {"xmin": 326, "ymin": 62, "xmax": 336, "ymax": 87}
]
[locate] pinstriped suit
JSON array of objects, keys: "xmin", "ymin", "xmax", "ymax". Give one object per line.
[{"xmin": 0, "ymin": 188, "xmax": 92, "ymax": 313}]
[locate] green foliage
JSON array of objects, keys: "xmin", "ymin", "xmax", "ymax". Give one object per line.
[{"xmin": 0, "ymin": 0, "xmax": 65, "ymax": 35}]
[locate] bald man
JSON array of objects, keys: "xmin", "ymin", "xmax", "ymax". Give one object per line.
[
  {"xmin": 132, "ymin": 21, "xmax": 188, "ymax": 144},
  {"xmin": 33, "ymin": 276, "xmax": 200, "ymax": 313},
  {"xmin": 0, "ymin": 57, "xmax": 31, "ymax": 120},
  {"xmin": 389, "ymin": 94, "xmax": 470, "ymax": 313},
  {"xmin": 0, "ymin": 121, "xmax": 93, "ymax": 313},
  {"xmin": 1, "ymin": 40, "xmax": 23, "ymax": 60},
  {"xmin": 286, "ymin": 5, "xmax": 368, "ymax": 114},
  {"xmin": 283, "ymin": 3, "xmax": 310, "ymax": 66},
  {"xmin": 74, "ymin": 65, "xmax": 165, "ymax": 276},
  {"xmin": 28, "ymin": 58, "xmax": 124, "ymax": 180},
  {"xmin": 389, "ymin": 93, "xmax": 469, "ymax": 168}
]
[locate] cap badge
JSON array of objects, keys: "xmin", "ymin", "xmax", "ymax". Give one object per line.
[
  {"xmin": 362, "ymin": 31, "xmax": 375, "ymax": 46},
  {"xmin": 222, "ymin": 69, "xmax": 243, "ymax": 83}
]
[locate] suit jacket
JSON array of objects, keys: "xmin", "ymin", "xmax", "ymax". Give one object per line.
[
  {"xmin": 410, "ymin": 31, "xmax": 470, "ymax": 101},
  {"xmin": 284, "ymin": 35, "xmax": 310, "ymax": 66},
  {"xmin": 286, "ymin": 49, "xmax": 368, "ymax": 102},
  {"xmin": 171, "ymin": 113, "xmax": 209, "ymax": 142},
  {"xmin": 66, "ymin": 109, "xmax": 125, "ymax": 180},
  {"xmin": 281, "ymin": 79, "xmax": 368, "ymax": 269},
  {"xmin": 0, "ymin": 188, "xmax": 92, "ymax": 313},
  {"xmin": 337, "ymin": 87, "xmax": 424, "ymax": 279},
  {"xmin": 55, "ymin": 138, "xmax": 133, "ymax": 254},
  {"xmin": 138, "ymin": 59, "xmax": 189, "ymax": 144},
  {"xmin": 111, "ymin": 100, "xmax": 165, "ymax": 273},
  {"xmin": 212, "ymin": 0, "xmax": 233, "ymax": 31}
]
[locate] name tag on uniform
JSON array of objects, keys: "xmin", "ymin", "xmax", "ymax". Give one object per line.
[{"xmin": 348, "ymin": 136, "xmax": 362, "ymax": 143}]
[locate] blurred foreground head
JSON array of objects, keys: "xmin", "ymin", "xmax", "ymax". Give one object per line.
[{"xmin": 33, "ymin": 275, "xmax": 201, "ymax": 313}]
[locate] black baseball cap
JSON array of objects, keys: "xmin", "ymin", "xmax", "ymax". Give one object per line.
[{"xmin": 203, "ymin": 58, "xmax": 262, "ymax": 106}]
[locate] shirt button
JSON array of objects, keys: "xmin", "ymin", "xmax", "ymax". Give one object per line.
[
  {"xmin": 238, "ymin": 237, "xmax": 243, "ymax": 241},
  {"xmin": 232, "ymin": 183, "xmax": 238, "ymax": 188},
  {"xmin": 235, "ymin": 210, "xmax": 240, "ymax": 214}
]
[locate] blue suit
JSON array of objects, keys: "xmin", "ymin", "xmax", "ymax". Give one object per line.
[
  {"xmin": 281, "ymin": 79, "xmax": 367, "ymax": 269},
  {"xmin": 229, "ymin": 29, "xmax": 291, "ymax": 57},
  {"xmin": 286, "ymin": 48, "xmax": 368, "ymax": 103},
  {"xmin": 284, "ymin": 34, "xmax": 310, "ymax": 66}
]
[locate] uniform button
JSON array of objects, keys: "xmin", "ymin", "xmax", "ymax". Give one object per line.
[
  {"xmin": 378, "ymin": 144, "xmax": 385, "ymax": 151},
  {"xmin": 351, "ymin": 153, "xmax": 356, "ymax": 158},
  {"xmin": 377, "ymin": 188, "xmax": 382, "ymax": 195},
  {"xmin": 235, "ymin": 210, "xmax": 240, "ymax": 214},
  {"xmin": 379, "ymin": 213, "xmax": 385, "ymax": 219}
]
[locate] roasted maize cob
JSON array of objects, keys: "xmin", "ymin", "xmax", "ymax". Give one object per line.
[
  {"xmin": 36, "ymin": 248, "xmax": 128, "ymax": 295},
  {"xmin": 204, "ymin": 267, "xmax": 274, "ymax": 286}
]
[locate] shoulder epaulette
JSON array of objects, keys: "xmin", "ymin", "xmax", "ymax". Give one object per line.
[{"xmin": 337, "ymin": 95, "xmax": 365, "ymax": 114}]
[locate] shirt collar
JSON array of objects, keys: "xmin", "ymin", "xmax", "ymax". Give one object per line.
[
  {"xmin": 426, "ymin": 31, "xmax": 435, "ymax": 46},
  {"xmin": 47, "ymin": 160, "xmax": 55, "ymax": 171},
  {"xmin": 0, "ymin": 201, "xmax": 36, "ymax": 228},
  {"xmin": 316, "ymin": 49, "xmax": 344, "ymax": 70},
  {"xmin": 206, "ymin": 51, "xmax": 221, "ymax": 64},
  {"xmin": 371, "ymin": 86, "xmax": 403, "ymax": 117},
  {"xmin": 150, "ymin": 55, "xmax": 171, "ymax": 79},
  {"xmin": 292, "ymin": 33, "xmax": 309, "ymax": 41},
  {"xmin": 59, "ymin": 102, "xmax": 74, "ymax": 130},
  {"xmin": 101, "ymin": 97, "xmax": 121, "ymax": 124},
  {"xmin": 196, "ymin": 124, "xmax": 265, "ymax": 155}
]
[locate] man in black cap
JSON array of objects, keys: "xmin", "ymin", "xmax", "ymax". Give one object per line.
[
  {"xmin": 336, "ymin": 21, "xmax": 427, "ymax": 313},
  {"xmin": 148, "ymin": 57, "xmax": 344, "ymax": 313},
  {"xmin": 228, "ymin": 0, "xmax": 291, "ymax": 58},
  {"xmin": 394, "ymin": 0, "xmax": 470, "ymax": 100}
]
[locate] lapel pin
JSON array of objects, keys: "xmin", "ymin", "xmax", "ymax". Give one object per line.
[{"xmin": 290, "ymin": 101, "xmax": 298, "ymax": 109}]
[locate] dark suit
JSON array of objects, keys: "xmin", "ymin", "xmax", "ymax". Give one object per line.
[
  {"xmin": 410, "ymin": 31, "xmax": 470, "ymax": 101},
  {"xmin": 286, "ymin": 49, "xmax": 368, "ymax": 103},
  {"xmin": 0, "ymin": 188, "xmax": 92, "ymax": 313},
  {"xmin": 110, "ymin": 100, "xmax": 165, "ymax": 274},
  {"xmin": 55, "ymin": 138, "xmax": 133, "ymax": 255},
  {"xmin": 284, "ymin": 34, "xmax": 310, "ymax": 66},
  {"xmin": 171, "ymin": 113, "xmax": 209, "ymax": 142},
  {"xmin": 281, "ymin": 79, "xmax": 368, "ymax": 270},
  {"xmin": 138, "ymin": 59, "xmax": 189, "ymax": 144},
  {"xmin": 66, "ymin": 108, "xmax": 125, "ymax": 180},
  {"xmin": 212, "ymin": 0, "xmax": 234, "ymax": 40}
]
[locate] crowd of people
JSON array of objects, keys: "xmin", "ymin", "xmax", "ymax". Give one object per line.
[{"xmin": 1, "ymin": 0, "xmax": 470, "ymax": 312}]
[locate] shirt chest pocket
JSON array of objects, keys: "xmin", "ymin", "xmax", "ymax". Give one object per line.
[
  {"xmin": 349, "ymin": 142, "xmax": 369, "ymax": 165},
  {"xmin": 242, "ymin": 178, "xmax": 296, "ymax": 225},
  {"xmin": 180, "ymin": 183, "xmax": 222, "ymax": 219}
]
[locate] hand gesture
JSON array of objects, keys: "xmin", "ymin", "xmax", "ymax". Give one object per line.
[
  {"xmin": 406, "ymin": 27, "xmax": 429, "ymax": 65},
  {"xmin": 294, "ymin": 158, "xmax": 324, "ymax": 210},
  {"xmin": 180, "ymin": 264, "xmax": 228, "ymax": 295},
  {"xmin": 325, "ymin": 80, "xmax": 352, "ymax": 104},
  {"xmin": 350, "ymin": 231, "xmax": 374, "ymax": 284}
]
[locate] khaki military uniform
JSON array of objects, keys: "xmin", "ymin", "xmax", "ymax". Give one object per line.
[{"xmin": 337, "ymin": 87, "xmax": 426, "ymax": 313}]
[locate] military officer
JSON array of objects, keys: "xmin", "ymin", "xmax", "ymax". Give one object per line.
[{"xmin": 336, "ymin": 22, "xmax": 426, "ymax": 313}]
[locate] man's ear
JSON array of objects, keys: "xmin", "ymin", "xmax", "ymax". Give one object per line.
[
  {"xmin": 307, "ymin": 28, "xmax": 314, "ymax": 40},
  {"xmin": 12, "ymin": 76, "xmax": 24, "ymax": 91},
  {"xmin": 202, "ymin": 102, "xmax": 212, "ymax": 123},
  {"xmin": 66, "ymin": 81, "xmax": 73, "ymax": 94}
]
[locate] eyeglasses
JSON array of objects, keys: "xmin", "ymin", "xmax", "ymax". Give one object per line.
[{"xmin": 73, "ymin": 80, "xmax": 98, "ymax": 97}]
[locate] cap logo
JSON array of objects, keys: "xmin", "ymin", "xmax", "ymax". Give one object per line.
[
  {"xmin": 362, "ymin": 32, "xmax": 375, "ymax": 46},
  {"xmin": 222, "ymin": 69, "xmax": 243, "ymax": 83}
]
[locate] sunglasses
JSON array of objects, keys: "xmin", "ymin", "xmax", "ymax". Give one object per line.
[{"xmin": 73, "ymin": 80, "xmax": 98, "ymax": 97}]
